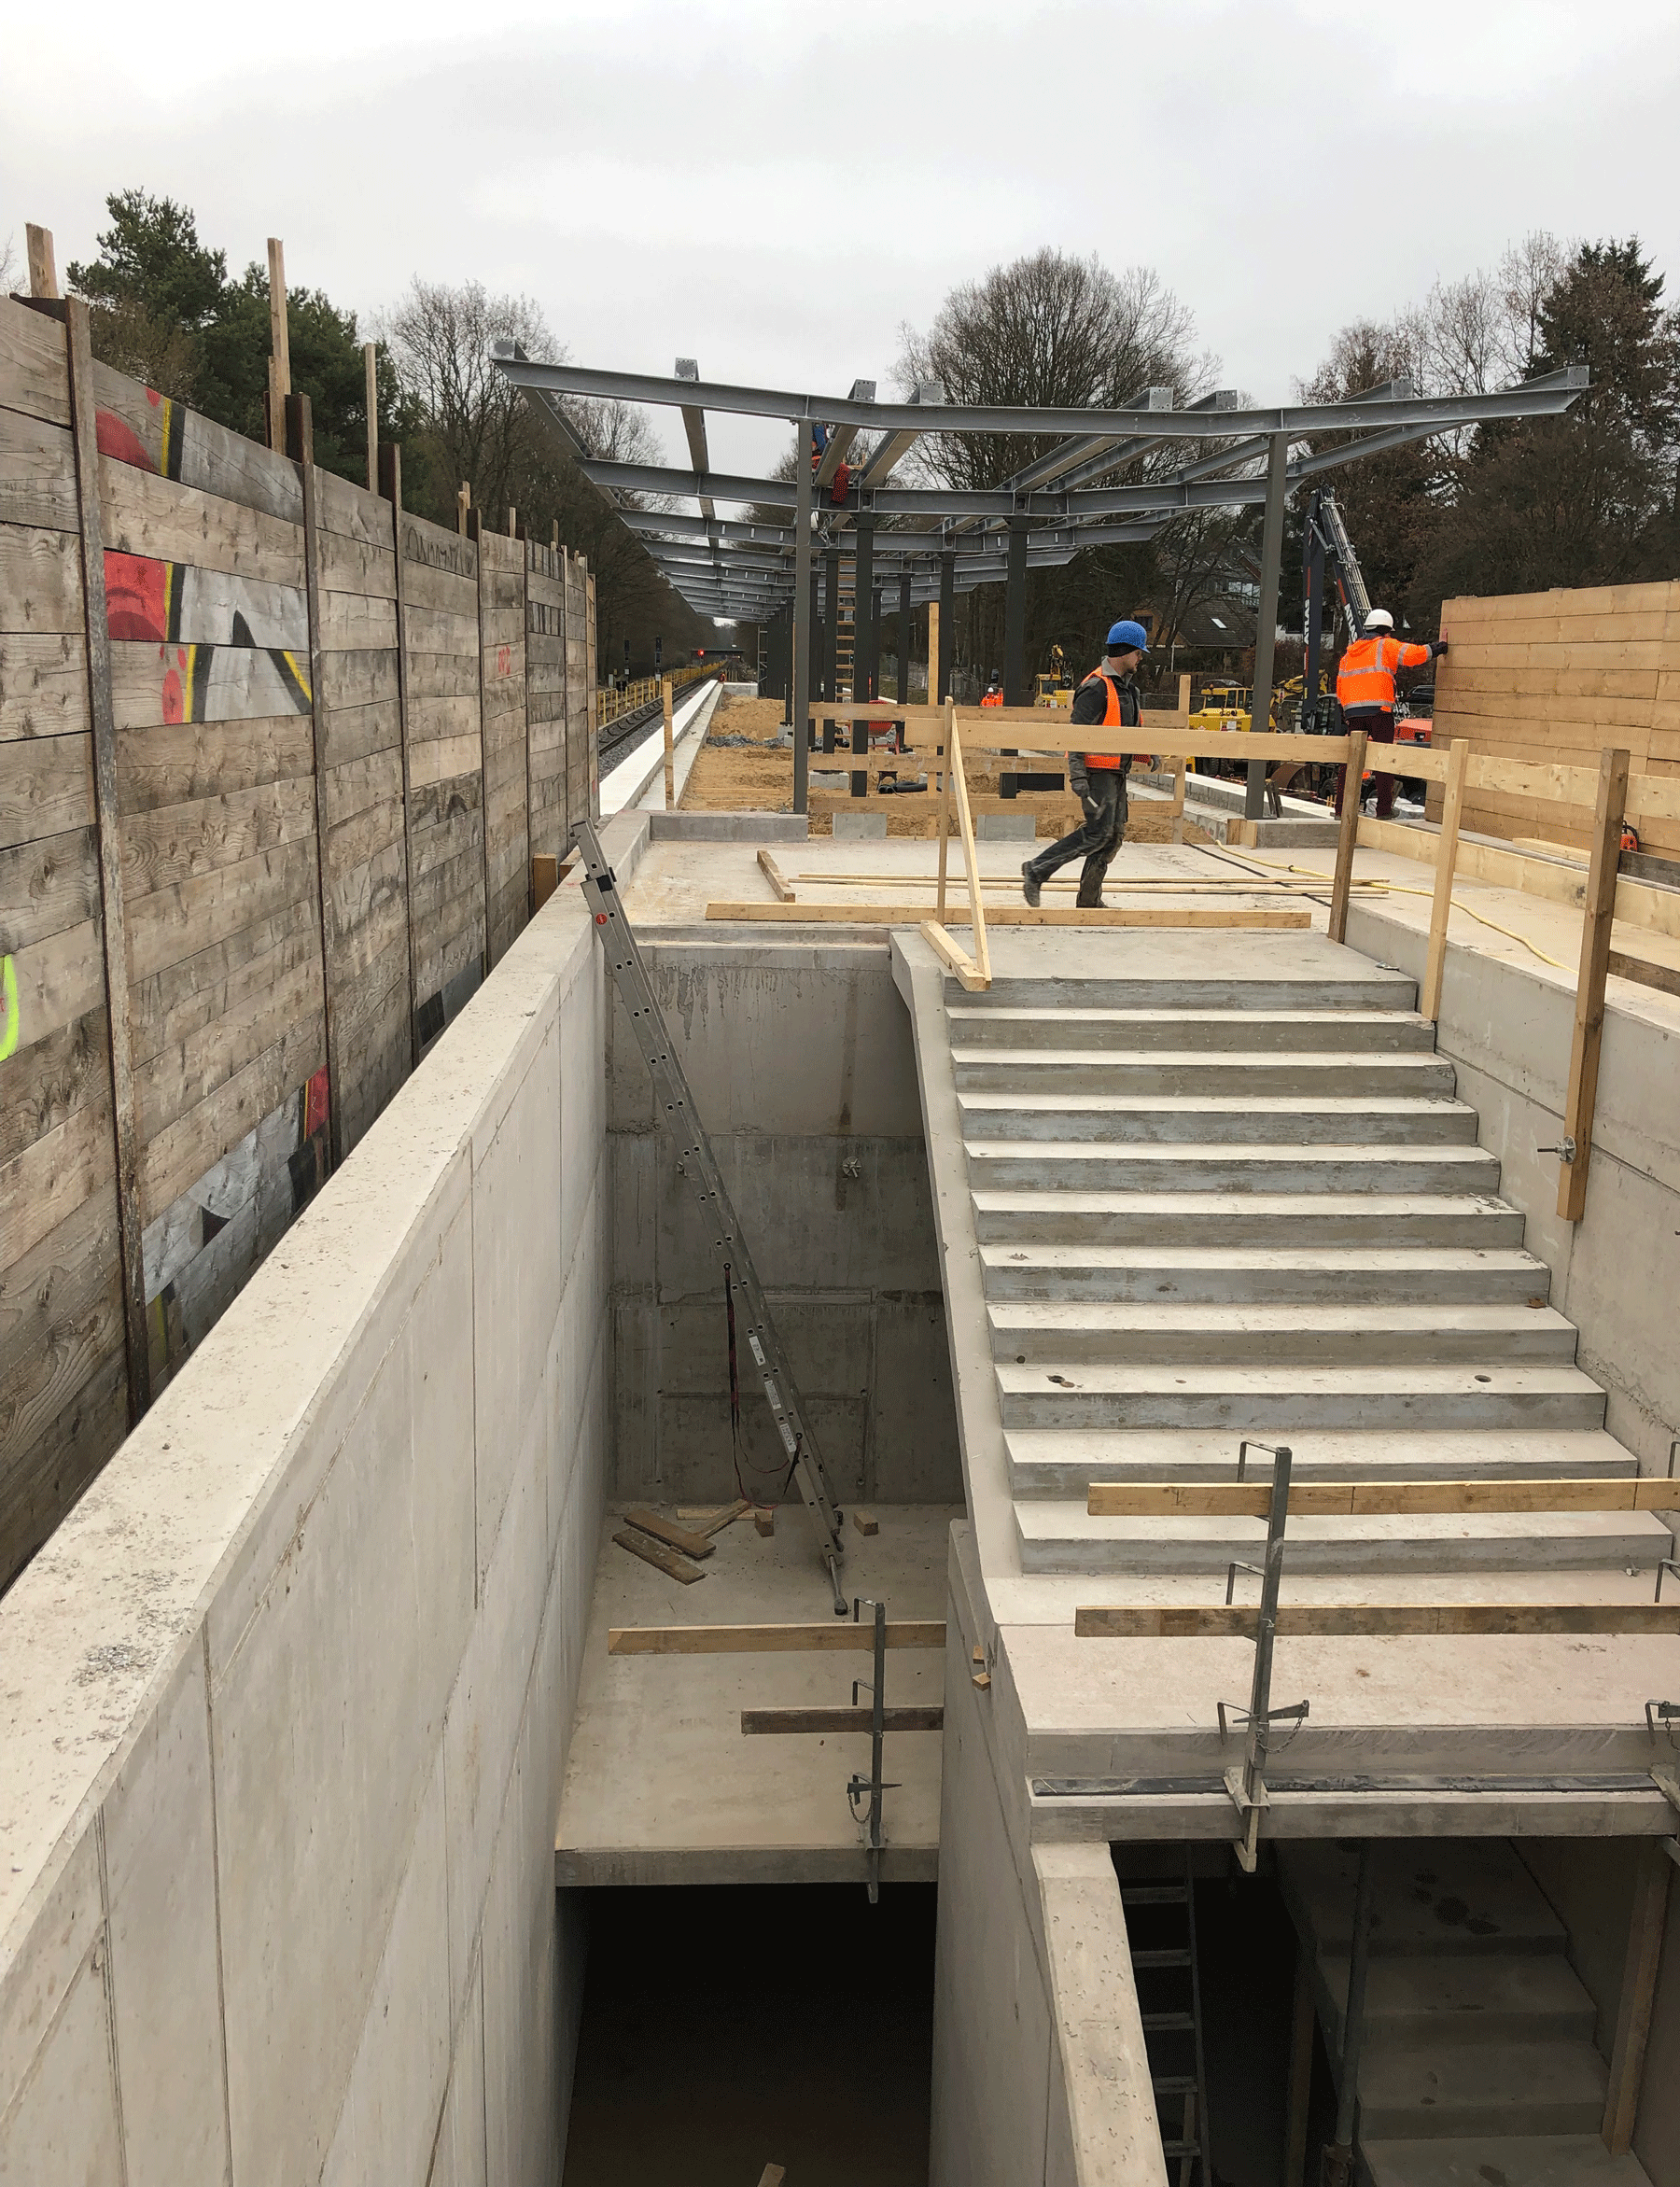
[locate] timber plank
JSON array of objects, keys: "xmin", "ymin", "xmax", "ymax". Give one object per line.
[
  {"xmin": 89, "ymin": 358, "xmax": 300, "ymax": 523},
  {"xmin": 0, "ymin": 1086, "xmax": 116, "ymax": 1273},
  {"xmin": 117, "ymin": 714, "xmax": 315, "ymax": 812},
  {"xmin": 319, "ymin": 590, "xmax": 397, "ymax": 650},
  {"xmin": 314, "ymin": 469, "xmax": 393, "ymax": 549},
  {"xmin": 129, "ymin": 891, "xmax": 318, "ymax": 1065},
  {"xmin": 0, "ymin": 825, "xmax": 100, "ymax": 951},
  {"xmin": 329, "ymin": 843, "xmax": 407, "ymax": 972},
  {"xmin": 741, "ymin": 1706, "xmax": 943, "ymax": 1735},
  {"xmin": 327, "ymin": 793, "xmax": 405, "ymax": 881},
  {"xmin": 5, "ymin": 918, "xmax": 106, "ymax": 1058},
  {"xmin": 99, "ymin": 460, "xmax": 303, "ymax": 589},
  {"xmin": 409, "ymin": 729, "xmax": 483, "ymax": 788},
  {"xmin": 0, "ymin": 1003, "xmax": 110, "ymax": 1167},
  {"xmin": 399, "ymin": 558, "xmax": 478, "ymax": 615},
  {"xmin": 136, "ymin": 941, "xmax": 323, "ymax": 1143},
  {"xmin": 313, "ymin": 528, "xmax": 396, "ymax": 600},
  {"xmin": 0, "ymin": 408, "xmax": 78, "ymax": 532},
  {"xmin": 0, "ymin": 1340, "xmax": 127, "ymax": 1591},
  {"xmin": 401, "ymin": 604, "xmax": 481, "ymax": 655},
  {"xmin": 0, "ymin": 729, "xmax": 94, "ymax": 848},
  {"xmin": 405, "ymin": 656, "xmax": 481, "ymax": 703},
  {"xmin": 124, "ymin": 834, "xmax": 317, "ymax": 984},
  {"xmin": 330, "ymin": 924, "xmax": 409, "ymax": 1046},
  {"xmin": 120, "ymin": 776, "xmax": 317, "ymax": 900},
  {"xmin": 1074, "ymin": 1604, "xmax": 1680, "ymax": 1638},
  {"xmin": 0, "ymin": 525, "xmax": 84, "ymax": 634},
  {"xmin": 623, "ymin": 1507, "xmax": 715, "ymax": 1560},
  {"xmin": 320, "ymin": 650, "xmax": 398, "ymax": 711},
  {"xmin": 0, "ymin": 297, "xmax": 71, "ymax": 428},
  {"xmin": 0, "ymin": 1183, "xmax": 121, "ymax": 1388},
  {"xmin": 412, "ymin": 914, "xmax": 484, "ymax": 1016},
  {"xmin": 319, "ymin": 696, "xmax": 401, "ymax": 770},
  {"xmin": 108, "ymin": 640, "xmax": 315, "ymax": 732},
  {"xmin": 0, "ymin": 632, "xmax": 88, "ymax": 741},
  {"xmin": 324, "ymin": 747, "xmax": 403, "ymax": 828},
  {"xmin": 612, "ymin": 1526, "xmax": 705, "ymax": 1584},
  {"xmin": 140, "ymin": 1011, "xmax": 325, "ymax": 1222},
  {"xmin": 608, "ymin": 1620, "xmax": 945, "ymax": 1654}
]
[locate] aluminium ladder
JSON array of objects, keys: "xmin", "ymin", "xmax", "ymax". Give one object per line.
[
  {"xmin": 1120, "ymin": 1859, "xmax": 1214, "ymax": 2187},
  {"xmin": 573, "ymin": 818, "xmax": 849, "ymax": 1611}
]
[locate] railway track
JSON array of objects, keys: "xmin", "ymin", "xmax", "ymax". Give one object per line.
[{"xmin": 596, "ymin": 671, "xmax": 721, "ymax": 771}]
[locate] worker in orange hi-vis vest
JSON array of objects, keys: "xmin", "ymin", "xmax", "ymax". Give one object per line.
[
  {"xmin": 1335, "ymin": 609, "xmax": 1448, "ymax": 819},
  {"xmin": 1022, "ymin": 620, "xmax": 1148, "ymax": 910}
]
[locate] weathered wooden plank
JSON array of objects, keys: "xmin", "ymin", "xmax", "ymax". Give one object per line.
[
  {"xmin": 0, "ymin": 631, "xmax": 88, "ymax": 742},
  {"xmin": 137, "ymin": 939, "xmax": 322, "ymax": 1143},
  {"xmin": 89, "ymin": 357, "xmax": 300, "ymax": 523},
  {"xmin": 1603, "ymin": 1841, "xmax": 1671, "ymax": 2152},
  {"xmin": 612, "ymin": 1526, "xmax": 705, "ymax": 1584},
  {"xmin": 104, "ymin": 554, "xmax": 306, "ymax": 651},
  {"xmin": 315, "ymin": 527, "xmax": 397, "ymax": 600},
  {"xmin": 1560, "ymin": 749, "xmax": 1629, "ymax": 1223},
  {"xmin": 323, "ymin": 746, "xmax": 403, "ymax": 828},
  {"xmin": 327, "ymin": 801, "xmax": 406, "ymax": 902},
  {"xmin": 0, "ymin": 407, "xmax": 78, "ymax": 533},
  {"xmin": 320, "ymin": 590, "xmax": 397, "ymax": 651},
  {"xmin": 608, "ymin": 1620, "xmax": 945, "ymax": 1654},
  {"xmin": 0, "ymin": 820, "xmax": 101, "ymax": 967},
  {"xmin": 108, "ymin": 639, "xmax": 314, "ymax": 731},
  {"xmin": 409, "ymin": 730, "xmax": 483, "ymax": 789},
  {"xmin": 0, "ymin": 1084, "xmax": 116, "ymax": 1273},
  {"xmin": 99, "ymin": 459, "xmax": 303, "ymax": 590},
  {"xmin": 0, "ymin": 524, "xmax": 84, "ymax": 635},
  {"xmin": 707, "ymin": 901, "xmax": 1312, "ymax": 929},
  {"xmin": 0, "ymin": 1187, "xmax": 122, "ymax": 1453},
  {"xmin": 1073, "ymin": 1603, "xmax": 1680, "ymax": 1638},
  {"xmin": 1085, "ymin": 1477, "xmax": 1680, "ymax": 1519},
  {"xmin": 319, "ymin": 695, "xmax": 401, "ymax": 771},
  {"xmin": 404, "ymin": 655, "xmax": 482, "ymax": 704},
  {"xmin": 320, "ymin": 649, "xmax": 397, "ymax": 711},
  {"xmin": 0, "ymin": 1337, "xmax": 127, "ymax": 1592},
  {"xmin": 741, "ymin": 1706, "xmax": 944, "ymax": 1735},
  {"xmin": 119, "ymin": 775, "xmax": 317, "ymax": 899},
  {"xmin": 129, "ymin": 890, "xmax": 317, "ymax": 1065},
  {"xmin": 124, "ymin": 834, "xmax": 317, "ymax": 984},
  {"xmin": 314, "ymin": 468, "xmax": 393, "ymax": 550},
  {"xmin": 0, "ymin": 297, "xmax": 72, "ymax": 427},
  {"xmin": 400, "ymin": 603, "xmax": 481, "ymax": 656},
  {"xmin": 5, "ymin": 916, "xmax": 105, "ymax": 1059},
  {"xmin": 117, "ymin": 713, "xmax": 315, "ymax": 812},
  {"xmin": 140, "ymin": 1011, "xmax": 325, "ymax": 1223},
  {"xmin": 412, "ymin": 904, "xmax": 484, "ymax": 1012},
  {"xmin": 0, "ymin": 1002, "xmax": 109, "ymax": 1167}
]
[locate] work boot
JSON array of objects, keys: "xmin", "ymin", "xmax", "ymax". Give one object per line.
[
  {"xmin": 1021, "ymin": 863, "xmax": 1043, "ymax": 908},
  {"xmin": 1076, "ymin": 889, "xmax": 1105, "ymax": 910}
]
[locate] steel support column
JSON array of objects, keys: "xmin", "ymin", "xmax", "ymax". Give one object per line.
[
  {"xmin": 939, "ymin": 548, "xmax": 956, "ymax": 700},
  {"xmin": 898, "ymin": 573, "xmax": 912, "ymax": 703},
  {"xmin": 1302, "ymin": 495, "xmax": 1327, "ymax": 734},
  {"xmin": 823, "ymin": 544, "xmax": 841, "ymax": 750},
  {"xmin": 852, "ymin": 516, "xmax": 875, "ymax": 795},
  {"xmin": 1246, "ymin": 431, "xmax": 1291, "ymax": 819},
  {"xmin": 1003, "ymin": 512, "xmax": 1029, "ymax": 707},
  {"xmin": 793, "ymin": 421, "xmax": 812, "ymax": 811}
]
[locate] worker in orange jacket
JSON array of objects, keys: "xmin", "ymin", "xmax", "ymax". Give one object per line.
[{"xmin": 1335, "ymin": 610, "xmax": 1448, "ymax": 818}]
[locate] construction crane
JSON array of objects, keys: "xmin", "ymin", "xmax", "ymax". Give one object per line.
[{"xmin": 1299, "ymin": 486, "xmax": 1371, "ymax": 736}]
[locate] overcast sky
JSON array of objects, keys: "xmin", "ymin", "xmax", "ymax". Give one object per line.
[{"xmin": 6, "ymin": 0, "xmax": 1678, "ymax": 480}]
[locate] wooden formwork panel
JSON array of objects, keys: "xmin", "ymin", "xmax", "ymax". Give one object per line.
[
  {"xmin": 479, "ymin": 531, "xmax": 527, "ymax": 969},
  {"xmin": 399, "ymin": 512, "xmax": 483, "ymax": 1030}
]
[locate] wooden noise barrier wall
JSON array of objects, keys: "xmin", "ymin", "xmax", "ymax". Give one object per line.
[{"xmin": 0, "ymin": 292, "xmax": 599, "ymax": 1590}]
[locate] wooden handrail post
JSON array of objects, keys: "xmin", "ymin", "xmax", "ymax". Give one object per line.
[
  {"xmin": 1421, "ymin": 736, "xmax": 1470, "ymax": 1021},
  {"xmin": 1328, "ymin": 729, "xmax": 1366, "ymax": 944},
  {"xmin": 949, "ymin": 708, "xmax": 990, "ymax": 984},
  {"xmin": 935, "ymin": 695, "xmax": 954, "ymax": 921},
  {"xmin": 1559, "ymin": 746, "xmax": 1630, "ymax": 1223}
]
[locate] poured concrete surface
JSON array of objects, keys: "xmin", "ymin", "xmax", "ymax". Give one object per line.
[{"xmin": 556, "ymin": 1502, "xmax": 961, "ymax": 1885}]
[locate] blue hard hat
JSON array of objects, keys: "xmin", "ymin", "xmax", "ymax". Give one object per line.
[{"xmin": 1106, "ymin": 619, "xmax": 1150, "ymax": 653}]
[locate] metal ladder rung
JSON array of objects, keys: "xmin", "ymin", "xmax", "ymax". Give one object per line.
[
  {"xmin": 1132, "ymin": 1948, "xmax": 1193, "ymax": 1969},
  {"xmin": 1141, "ymin": 2012, "xmax": 1195, "ymax": 2032},
  {"xmin": 1152, "ymin": 2075, "xmax": 1197, "ymax": 2096},
  {"xmin": 1122, "ymin": 1885, "xmax": 1189, "ymax": 1906},
  {"xmin": 1161, "ymin": 2142, "xmax": 1200, "ymax": 2160}
]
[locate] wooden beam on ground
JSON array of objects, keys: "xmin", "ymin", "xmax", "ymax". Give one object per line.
[
  {"xmin": 919, "ymin": 919, "xmax": 987, "ymax": 989},
  {"xmin": 1603, "ymin": 1838, "xmax": 1671, "ymax": 2152},
  {"xmin": 756, "ymin": 846, "xmax": 794, "ymax": 901},
  {"xmin": 64, "ymin": 298, "xmax": 150, "ymax": 1423},
  {"xmin": 623, "ymin": 1506, "xmax": 715, "ymax": 1561},
  {"xmin": 1087, "ymin": 1478, "xmax": 1680, "ymax": 1520},
  {"xmin": 26, "ymin": 223, "xmax": 59, "ymax": 300},
  {"xmin": 1074, "ymin": 1604, "xmax": 1680, "ymax": 1639},
  {"xmin": 712, "ymin": 903, "xmax": 1313, "ymax": 930},
  {"xmin": 612, "ymin": 1528, "xmax": 705, "ymax": 1584},
  {"xmin": 1328, "ymin": 729, "xmax": 1367, "ymax": 946},
  {"xmin": 609, "ymin": 1620, "xmax": 946, "ymax": 1655},
  {"xmin": 742, "ymin": 1705, "xmax": 945, "ymax": 1735},
  {"xmin": 1421, "ymin": 737, "xmax": 1469, "ymax": 1022},
  {"xmin": 1560, "ymin": 748, "xmax": 1631, "ymax": 1223}
]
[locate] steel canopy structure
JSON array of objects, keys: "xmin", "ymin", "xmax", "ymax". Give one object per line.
[{"xmin": 491, "ymin": 342, "xmax": 1587, "ymax": 809}]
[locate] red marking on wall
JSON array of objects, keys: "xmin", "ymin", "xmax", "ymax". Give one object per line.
[
  {"xmin": 497, "ymin": 644, "xmax": 511, "ymax": 677},
  {"xmin": 95, "ymin": 409, "xmax": 155, "ymax": 470},
  {"xmin": 147, "ymin": 386, "xmax": 161, "ymax": 407},
  {"xmin": 161, "ymin": 668, "xmax": 183, "ymax": 722},
  {"xmin": 105, "ymin": 551, "xmax": 167, "ymax": 641},
  {"xmin": 303, "ymin": 1067, "xmax": 330, "ymax": 1140}
]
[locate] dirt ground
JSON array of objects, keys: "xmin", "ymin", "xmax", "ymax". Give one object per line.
[{"xmin": 681, "ymin": 691, "xmax": 1210, "ymax": 841}]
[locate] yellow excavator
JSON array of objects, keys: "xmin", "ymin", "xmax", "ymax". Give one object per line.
[{"xmin": 1034, "ymin": 644, "xmax": 1076, "ymax": 708}]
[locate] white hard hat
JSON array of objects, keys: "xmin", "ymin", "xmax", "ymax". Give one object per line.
[{"xmin": 1364, "ymin": 608, "xmax": 1394, "ymax": 632}]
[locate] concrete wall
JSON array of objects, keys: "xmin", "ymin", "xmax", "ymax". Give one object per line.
[
  {"xmin": 0, "ymin": 851, "xmax": 622, "ymax": 2187},
  {"xmin": 609, "ymin": 937, "xmax": 962, "ymax": 1505},
  {"xmin": 1347, "ymin": 902, "xmax": 1680, "ymax": 1470}
]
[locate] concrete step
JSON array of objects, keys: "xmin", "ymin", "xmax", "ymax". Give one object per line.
[
  {"xmin": 951, "ymin": 1047, "xmax": 1457, "ymax": 1095},
  {"xmin": 972, "ymin": 1191, "xmax": 1526, "ymax": 1250},
  {"xmin": 957, "ymin": 1092, "xmax": 1479, "ymax": 1146},
  {"xmin": 1357, "ymin": 2040, "xmax": 1607, "ymax": 2140},
  {"xmin": 992, "ymin": 1363, "xmax": 1608, "ymax": 1433},
  {"xmin": 1013, "ymin": 1501, "xmax": 1668, "ymax": 1575},
  {"xmin": 1361, "ymin": 2138, "xmax": 1654, "ymax": 2187},
  {"xmin": 980, "ymin": 1245, "xmax": 1551, "ymax": 1307},
  {"xmin": 1001, "ymin": 1428, "xmax": 1636, "ymax": 1494},
  {"xmin": 988, "ymin": 1301, "xmax": 1578, "ymax": 1367},
  {"xmin": 1319, "ymin": 1952, "xmax": 1596, "ymax": 2049},
  {"xmin": 1279, "ymin": 1841, "xmax": 1567, "ymax": 1960},
  {"xmin": 964, "ymin": 1142, "xmax": 1504, "ymax": 1196},
  {"xmin": 945, "ymin": 1006, "xmax": 1437, "ymax": 1054},
  {"xmin": 945, "ymin": 974, "xmax": 1417, "ymax": 1010}
]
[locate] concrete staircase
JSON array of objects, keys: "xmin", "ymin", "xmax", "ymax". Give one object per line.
[
  {"xmin": 945, "ymin": 964, "xmax": 1669, "ymax": 1581},
  {"xmin": 1277, "ymin": 1840, "xmax": 1654, "ymax": 2187}
]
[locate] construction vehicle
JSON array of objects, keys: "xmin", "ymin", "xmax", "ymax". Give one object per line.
[{"xmin": 1034, "ymin": 644, "xmax": 1076, "ymax": 708}]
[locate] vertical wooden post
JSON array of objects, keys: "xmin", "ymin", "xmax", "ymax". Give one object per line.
[
  {"xmin": 363, "ymin": 342, "xmax": 377, "ymax": 492},
  {"xmin": 1560, "ymin": 746, "xmax": 1631, "ymax": 1223},
  {"xmin": 927, "ymin": 602, "xmax": 940, "ymax": 709},
  {"xmin": 64, "ymin": 298, "xmax": 150, "ymax": 1420},
  {"xmin": 1328, "ymin": 730, "xmax": 1367, "ymax": 945},
  {"xmin": 379, "ymin": 441, "xmax": 421, "ymax": 1066},
  {"xmin": 1282, "ymin": 1944, "xmax": 1316, "ymax": 2187},
  {"xmin": 26, "ymin": 223, "xmax": 59, "ymax": 300},
  {"xmin": 265, "ymin": 239, "xmax": 289, "ymax": 453},
  {"xmin": 469, "ymin": 505, "xmax": 492, "ymax": 975},
  {"xmin": 585, "ymin": 564, "xmax": 598, "ymax": 819},
  {"xmin": 950, "ymin": 710, "xmax": 990, "ymax": 984},
  {"xmin": 286, "ymin": 392, "xmax": 343, "ymax": 1171},
  {"xmin": 662, "ymin": 675, "xmax": 675, "ymax": 807},
  {"xmin": 456, "ymin": 481, "xmax": 471, "ymax": 535},
  {"xmin": 1602, "ymin": 1839, "xmax": 1669, "ymax": 2152},
  {"xmin": 935, "ymin": 695, "xmax": 954, "ymax": 921},
  {"xmin": 1421, "ymin": 737, "xmax": 1470, "ymax": 1022}
]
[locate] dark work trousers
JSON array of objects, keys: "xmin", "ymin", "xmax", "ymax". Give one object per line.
[
  {"xmin": 1335, "ymin": 710, "xmax": 1398, "ymax": 819},
  {"xmin": 1027, "ymin": 763, "xmax": 1127, "ymax": 901}
]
